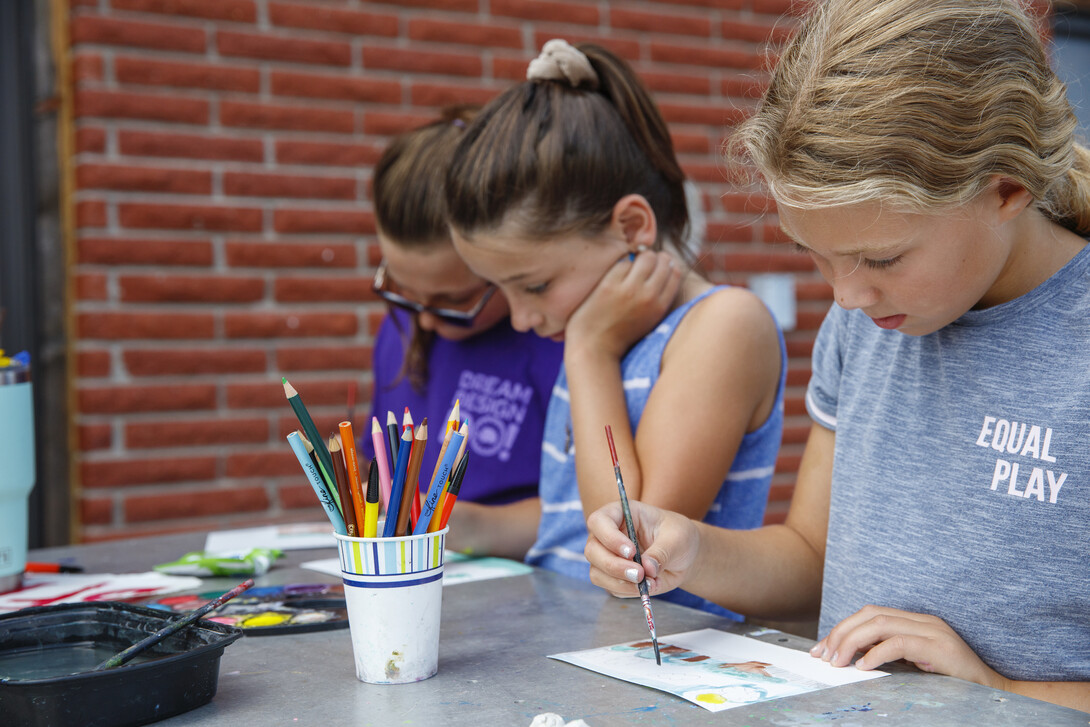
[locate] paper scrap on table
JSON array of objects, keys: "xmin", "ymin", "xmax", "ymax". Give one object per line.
[
  {"xmin": 549, "ymin": 628, "xmax": 888, "ymax": 713},
  {"xmin": 0, "ymin": 572, "xmax": 203, "ymax": 614},
  {"xmin": 204, "ymin": 523, "xmax": 336, "ymax": 554},
  {"xmin": 300, "ymin": 551, "xmax": 533, "ymax": 586}
]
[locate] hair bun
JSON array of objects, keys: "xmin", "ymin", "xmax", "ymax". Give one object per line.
[{"xmin": 526, "ymin": 39, "xmax": 599, "ymax": 90}]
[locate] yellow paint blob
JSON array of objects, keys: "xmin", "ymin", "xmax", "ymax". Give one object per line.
[
  {"xmin": 696, "ymin": 693, "xmax": 727, "ymax": 705},
  {"xmin": 240, "ymin": 611, "xmax": 290, "ymax": 627}
]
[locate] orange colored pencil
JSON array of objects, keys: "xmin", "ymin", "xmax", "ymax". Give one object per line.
[
  {"xmin": 395, "ymin": 418, "xmax": 428, "ymax": 536},
  {"xmin": 338, "ymin": 421, "xmax": 366, "ymax": 531},
  {"xmin": 432, "ymin": 420, "xmax": 469, "ymax": 530}
]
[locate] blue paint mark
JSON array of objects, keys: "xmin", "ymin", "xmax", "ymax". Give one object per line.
[{"xmin": 818, "ymin": 703, "xmax": 874, "ymax": 720}]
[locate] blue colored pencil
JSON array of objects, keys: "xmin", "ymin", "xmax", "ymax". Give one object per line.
[
  {"xmin": 383, "ymin": 427, "xmax": 413, "ymax": 538},
  {"xmin": 413, "ymin": 425, "xmax": 465, "ymax": 535},
  {"xmin": 288, "ymin": 431, "xmax": 346, "ymax": 535}
]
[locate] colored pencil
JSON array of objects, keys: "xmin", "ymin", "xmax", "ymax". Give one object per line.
[
  {"xmin": 402, "ymin": 406, "xmax": 413, "ymax": 434},
  {"xmin": 386, "ymin": 410, "xmax": 400, "ymax": 462},
  {"xmin": 446, "ymin": 399, "xmax": 460, "ymax": 436},
  {"xmin": 338, "ymin": 421, "xmax": 367, "ymax": 530},
  {"xmin": 605, "ymin": 425, "xmax": 660, "ymax": 665},
  {"xmin": 401, "ymin": 408, "xmax": 422, "ymax": 527},
  {"xmin": 283, "ymin": 377, "xmax": 339, "ymax": 508},
  {"xmin": 328, "ymin": 435, "xmax": 357, "ymax": 537},
  {"xmin": 364, "ymin": 457, "xmax": 380, "ymax": 538},
  {"xmin": 370, "ymin": 416, "xmax": 393, "ymax": 513},
  {"xmin": 396, "ymin": 419, "xmax": 428, "ymax": 536},
  {"xmin": 424, "ymin": 415, "xmax": 457, "ymax": 532},
  {"xmin": 414, "ymin": 424, "xmax": 464, "ymax": 535},
  {"xmin": 382, "ymin": 428, "xmax": 413, "ymax": 538},
  {"xmin": 288, "ymin": 431, "xmax": 346, "ymax": 535},
  {"xmin": 436, "ymin": 451, "xmax": 469, "ymax": 531},
  {"xmin": 94, "ymin": 578, "xmax": 255, "ymax": 671}
]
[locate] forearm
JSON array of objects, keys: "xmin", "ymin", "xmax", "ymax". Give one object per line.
[
  {"xmin": 996, "ymin": 678, "xmax": 1090, "ymax": 713},
  {"xmin": 443, "ymin": 497, "xmax": 541, "ymax": 561}
]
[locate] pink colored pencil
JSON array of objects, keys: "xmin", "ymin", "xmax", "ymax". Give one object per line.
[{"xmin": 370, "ymin": 416, "xmax": 393, "ymax": 512}]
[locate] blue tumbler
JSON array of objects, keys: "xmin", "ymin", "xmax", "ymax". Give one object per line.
[{"xmin": 0, "ymin": 363, "xmax": 35, "ymax": 593}]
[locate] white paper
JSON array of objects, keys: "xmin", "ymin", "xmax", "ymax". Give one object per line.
[
  {"xmin": 550, "ymin": 628, "xmax": 888, "ymax": 712},
  {"xmin": 0, "ymin": 572, "xmax": 203, "ymax": 613},
  {"xmin": 203, "ymin": 523, "xmax": 336, "ymax": 554},
  {"xmin": 300, "ymin": 551, "xmax": 533, "ymax": 586}
]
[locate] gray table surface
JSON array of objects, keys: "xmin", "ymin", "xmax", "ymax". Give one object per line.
[{"xmin": 26, "ymin": 532, "xmax": 1089, "ymax": 727}]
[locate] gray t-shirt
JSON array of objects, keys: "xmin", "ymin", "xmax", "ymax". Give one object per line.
[{"xmin": 807, "ymin": 243, "xmax": 1090, "ymax": 681}]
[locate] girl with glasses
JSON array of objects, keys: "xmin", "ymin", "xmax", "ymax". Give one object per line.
[
  {"xmin": 446, "ymin": 41, "xmax": 786, "ymax": 617},
  {"xmin": 362, "ymin": 106, "xmax": 563, "ymax": 559}
]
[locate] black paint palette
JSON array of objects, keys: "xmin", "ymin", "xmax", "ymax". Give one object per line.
[{"xmin": 145, "ymin": 583, "xmax": 349, "ymax": 636}]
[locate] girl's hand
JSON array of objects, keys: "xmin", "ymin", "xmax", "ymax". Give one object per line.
[
  {"xmin": 812, "ymin": 605, "xmax": 1009, "ymax": 691},
  {"xmin": 565, "ymin": 249, "xmax": 682, "ymax": 360},
  {"xmin": 584, "ymin": 500, "xmax": 701, "ymax": 597}
]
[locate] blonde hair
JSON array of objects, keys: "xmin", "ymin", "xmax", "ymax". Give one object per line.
[{"xmin": 732, "ymin": 0, "xmax": 1090, "ymax": 234}]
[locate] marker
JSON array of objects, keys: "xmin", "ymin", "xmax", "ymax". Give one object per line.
[{"xmin": 363, "ymin": 457, "xmax": 380, "ymax": 538}]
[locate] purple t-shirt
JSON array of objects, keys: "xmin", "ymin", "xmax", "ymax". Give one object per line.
[{"xmin": 361, "ymin": 309, "xmax": 563, "ymax": 505}]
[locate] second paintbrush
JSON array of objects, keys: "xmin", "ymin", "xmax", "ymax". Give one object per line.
[{"xmin": 604, "ymin": 425, "xmax": 661, "ymax": 666}]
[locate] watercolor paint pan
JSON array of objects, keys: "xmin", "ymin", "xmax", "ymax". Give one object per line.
[
  {"xmin": 146, "ymin": 583, "xmax": 350, "ymax": 635},
  {"xmin": 0, "ymin": 601, "xmax": 243, "ymax": 727}
]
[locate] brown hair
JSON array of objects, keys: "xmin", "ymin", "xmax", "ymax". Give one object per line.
[
  {"xmin": 446, "ymin": 43, "xmax": 691, "ymax": 258},
  {"xmin": 731, "ymin": 0, "xmax": 1090, "ymax": 235},
  {"xmin": 372, "ymin": 105, "xmax": 478, "ymax": 392}
]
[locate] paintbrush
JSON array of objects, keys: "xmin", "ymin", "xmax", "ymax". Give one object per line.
[
  {"xmin": 92, "ymin": 578, "xmax": 254, "ymax": 671},
  {"xmin": 605, "ymin": 425, "xmax": 661, "ymax": 666}
]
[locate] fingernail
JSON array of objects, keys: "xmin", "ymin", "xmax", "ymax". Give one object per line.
[
  {"xmin": 831, "ymin": 651, "xmax": 839, "ymax": 665},
  {"xmin": 809, "ymin": 643, "xmax": 822, "ymax": 656},
  {"xmin": 821, "ymin": 646, "xmax": 829, "ymax": 660},
  {"xmin": 645, "ymin": 557, "xmax": 660, "ymax": 573},
  {"xmin": 620, "ymin": 545, "xmax": 633, "ymax": 558},
  {"xmin": 624, "ymin": 567, "xmax": 639, "ymax": 583},
  {"xmin": 854, "ymin": 658, "xmax": 867, "ymax": 670}
]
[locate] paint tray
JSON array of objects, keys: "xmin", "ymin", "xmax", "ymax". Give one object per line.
[{"xmin": 0, "ymin": 601, "xmax": 243, "ymax": 727}]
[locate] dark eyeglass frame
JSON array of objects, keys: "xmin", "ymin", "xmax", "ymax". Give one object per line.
[{"xmin": 372, "ymin": 261, "xmax": 496, "ymax": 328}]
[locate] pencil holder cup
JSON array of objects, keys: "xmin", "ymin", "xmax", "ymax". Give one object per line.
[
  {"xmin": 334, "ymin": 527, "xmax": 447, "ymax": 684},
  {"xmin": 0, "ymin": 365, "xmax": 35, "ymax": 593}
]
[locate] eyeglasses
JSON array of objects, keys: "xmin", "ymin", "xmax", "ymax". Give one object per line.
[{"xmin": 372, "ymin": 261, "xmax": 496, "ymax": 328}]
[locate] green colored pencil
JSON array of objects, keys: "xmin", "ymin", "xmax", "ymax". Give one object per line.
[{"xmin": 283, "ymin": 377, "xmax": 342, "ymax": 514}]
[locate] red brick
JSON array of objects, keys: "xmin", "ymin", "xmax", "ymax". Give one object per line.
[
  {"xmin": 225, "ymin": 240, "xmax": 357, "ymax": 268},
  {"xmin": 120, "ymin": 130, "xmax": 264, "ymax": 162},
  {"xmin": 224, "ymin": 312, "xmax": 358, "ymax": 338},
  {"xmin": 77, "ymin": 350, "xmax": 111, "ymax": 377},
  {"xmin": 75, "ymin": 273, "xmax": 108, "ymax": 300},
  {"xmin": 275, "ymin": 139, "xmax": 382, "ymax": 167},
  {"xmin": 659, "ymin": 101, "xmax": 749, "ymax": 127},
  {"xmin": 682, "ymin": 160, "xmax": 732, "ymax": 183},
  {"xmin": 79, "ymin": 312, "xmax": 215, "ymax": 340},
  {"xmin": 639, "ymin": 70, "xmax": 711, "ymax": 96},
  {"xmin": 492, "ymin": 0, "xmax": 599, "ymax": 25},
  {"xmin": 705, "ymin": 221, "xmax": 758, "ymax": 244},
  {"xmin": 124, "ymin": 348, "xmax": 268, "ymax": 376},
  {"xmin": 124, "ymin": 486, "xmax": 270, "ymax": 522},
  {"xmin": 76, "ymin": 200, "xmax": 107, "ymax": 228},
  {"xmin": 227, "ymin": 377, "xmax": 358, "ymax": 409},
  {"xmin": 110, "ymin": 0, "xmax": 257, "ymax": 22},
  {"xmin": 80, "ymin": 497, "xmax": 113, "ymax": 526},
  {"xmin": 220, "ymin": 100, "xmax": 354, "ymax": 134},
  {"xmin": 796, "ymin": 280, "xmax": 833, "ymax": 301},
  {"xmin": 79, "ymin": 423, "xmax": 112, "ymax": 451},
  {"xmin": 76, "ymin": 164, "xmax": 212, "ymax": 194},
  {"xmin": 72, "ymin": 53, "xmax": 104, "ymax": 82},
  {"xmin": 79, "ymin": 384, "xmax": 217, "ymax": 414},
  {"xmin": 721, "ymin": 74, "xmax": 768, "ymax": 99},
  {"xmin": 410, "ymin": 83, "xmax": 499, "ymax": 109},
  {"xmin": 650, "ymin": 41, "xmax": 758, "ymax": 70},
  {"xmin": 75, "ymin": 90, "xmax": 209, "ymax": 125},
  {"xmin": 785, "ymin": 338, "xmax": 814, "ymax": 359},
  {"xmin": 273, "ymin": 276, "xmax": 371, "ymax": 303},
  {"xmin": 268, "ymin": 2, "xmax": 398, "ymax": 36},
  {"xmin": 226, "ymin": 450, "xmax": 301, "ymax": 478},
  {"xmin": 114, "ymin": 56, "xmax": 260, "ymax": 93},
  {"xmin": 781, "ymin": 424, "xmax": 811, "ymax": 445},
  {"xmin": 78, "ymin": 237, "xmax": 214, "ymax": 266},
  {"xmin": 224, "ymin": 172, "xmax": 356, "ymax": 200},
  {"xmin": 762, "ymin": 221, "xmax": 792, "ymax": 244},
  {"xmin": 752, "ymin": 0, "xmax": 806, "ymax": 15},
  {"xmin": 273, "ymin": 208, "xmax": 374, "ymax": 235},
  {"xmin": 70, "ymin": 16, "xmax": 206, "ymax": 53},
  {"xmin": 406, "ymin": 19, "xmax": 522, "ymax": 49},
  {"xmin": 671, "ymin": 131, "xmax": 710, "ymax": 154},
  {"xmin": 217, "ymin": 30, "xmax": 350, "ymax": 67},
  {"xmin": 276, "ymin": 345, "xmax": 371, "ymax": 372},
  {"xmin": 270, "ymin": 70, "xmax": 400, "ymax": 104},
  {"xmin": 529, "ymin": 34, "xmax": 641, "ymax": 61},
  {"xmin": 360, "ymin": 0, "xmax": 476, "ymax": 9},
  {"xmin": 493, "ymin": 55, "xmax": 533, "ymax": 82},
  {"xmin": 120, "ymin": 274, "xmax": 265, "ymax": 303},
  {"xmin": 361, "ymin": 111, "xmax": 438, "ymax": 136},
  {"xmin": 644, "ymin": 0, "xmax": 742, "ymax": 7},
  {"xmin": 722, "ymin": 17, "xmax": 796, "ymax": 44},
  {"xmin": 126, "ymin": 417, "xmax": 269, "ymax": 449},
  {"xmin": 360, "ymin": 46, "xmax": 483, "ymax": 77},
  {"xmin": 276, "ymin": 412, "xmax": 346, "ymax": 440},
  {"xmin": 721, "ymin": 192, "xmax": 775, "ymax": 215},
  {"xmin": 118, "ymin": 202, "xmax": 263, "ymax": 232},
  {"xmin": 722, "ymin": 251, "xmax": 815, "ymax": 272},
  {"xmin": 610, "ymin": 8, "xmax": 711, "ymax": 36},
  {"xmin": 365, "ymin": 309, "xmax": 385, "ymax": 336},
  {"xmin": 786, "ymin": 365, "xmax": 811, "ymax": 388},
  {"xmin": 794, "ymin": 309, "xmax": 826, "ymax": 331},
  {"xmin": 280, "ymin": 483, "xmax": 324, "ymax": 510},
  {"xmin": 75, "ymin": 127, "xmax": 106, "ymax": 153}
]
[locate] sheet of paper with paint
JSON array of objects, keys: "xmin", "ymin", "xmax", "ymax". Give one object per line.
[
  {"xmin": 299, "ymin": 551, "xmax": 533, "ymax": 585},
  {"xmin": 203, "ymin": 523, "xmax": 336, "ymax": 554},
  {"xmin": 549, "ymin": 628, "xmax": 888, "ymax": 713},
  {"xmin": 0, "ymin": 572, "xmax": 203, "ymax": 614}
]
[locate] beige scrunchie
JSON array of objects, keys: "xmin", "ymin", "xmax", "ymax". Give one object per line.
[{"xmin": 526, "ymin": 39, "xmax": 599, "ymax": 90}]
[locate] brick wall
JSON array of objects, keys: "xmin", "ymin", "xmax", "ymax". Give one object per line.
[{"xmin": 65, "ymin": 0, "xmax": 830, "ymax": 542}]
